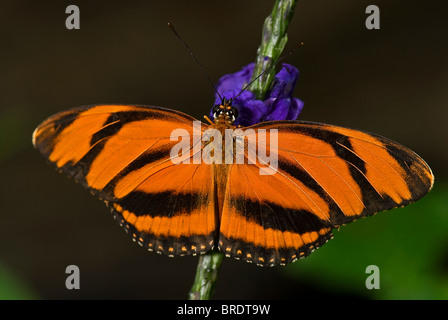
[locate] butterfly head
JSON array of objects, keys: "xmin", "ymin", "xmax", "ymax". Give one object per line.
[{"xmin": 212, "ymin": 98, "xmax": 238, "ymax": 125}]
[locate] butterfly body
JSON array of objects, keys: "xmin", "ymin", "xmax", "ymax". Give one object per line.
[{"xmin": 33, "ymin": 103, "xmax": 434, "ymax": 266}]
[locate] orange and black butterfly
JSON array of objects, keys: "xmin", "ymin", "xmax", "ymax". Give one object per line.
[{"xmin": 32, "ymin": 100, "xmax": 434, "ymax": 266}]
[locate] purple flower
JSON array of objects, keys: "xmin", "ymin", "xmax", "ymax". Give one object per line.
[{"xmin": 210, "ymin": 63, "xmax": 304, "ymax": 126}]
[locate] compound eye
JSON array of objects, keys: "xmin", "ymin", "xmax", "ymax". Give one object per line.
[
  {"xmin": 226, "ymin": 107, "xmax": 238, "ymax": 122},
  {"xmin": 212, "ymin": 105, "xmax": 224, "ymax": 118},
  {"xmin": 230, "ymin": 107, "xmax": 238, "ymax": 120}
]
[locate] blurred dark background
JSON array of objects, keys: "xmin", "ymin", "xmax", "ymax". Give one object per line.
[{"xmin": 0, "ymin": 0, "xmax": 447, "ymax": 300}]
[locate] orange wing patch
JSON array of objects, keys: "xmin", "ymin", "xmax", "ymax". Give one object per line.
[{"xmin": 219, "ymin": 162, "xmax": 334, "ymax": 266}]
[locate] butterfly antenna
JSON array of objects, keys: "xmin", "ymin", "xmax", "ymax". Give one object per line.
[
  {"xmin": 168, "ymin": 22, "xmax": 223, "ymax": 102},
  {"xmin": 230, "ymin": 41, "xmax": 304, "ymax": 103}
]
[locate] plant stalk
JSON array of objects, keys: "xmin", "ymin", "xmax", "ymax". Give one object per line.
[
  {"xmin": 188, "ymin": 251, "xmax": 223, "ymax": 300},
  {"xmin": 249, "ymin": 0, "xmax": 298, "ymax": 99}
]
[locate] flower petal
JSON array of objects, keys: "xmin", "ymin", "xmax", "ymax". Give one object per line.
[
  {"xmin": 287, "ymin": 98, "xmax": 304, "ymax": 120},
  {"xmin": 268, "ymin": 64, "xmax": 300, "ymax": 99},
  {"xmin": 215, "ymin": 63, "xmax": 255, "ymax": 98},
  {"xmin": 210, "ymin": 62, "xmax": 303, "ymax": 125},
  {"xmin": 265, "ymin": 98, "xmax": 291, "ymax": 121}
]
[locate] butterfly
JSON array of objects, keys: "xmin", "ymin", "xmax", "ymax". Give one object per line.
[{"xmin": 32, "ymin": 101, "xmax": 434, "ymax": 266}]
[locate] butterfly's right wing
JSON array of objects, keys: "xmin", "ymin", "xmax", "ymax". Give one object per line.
[
  {"xmin": 218, "ymin": 120, "xmax": 433, "ymax": 266},
  {"xmin": 33, "ymin": 104, "xmax": 216, "ymax": 256}
]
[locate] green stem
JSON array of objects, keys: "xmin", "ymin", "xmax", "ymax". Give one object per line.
[
  {"xmin": 248, "ymin": 0, "xmax": 298, "ymax": 99},
  {"xmin": 188, "ymin": 0, "xmax": 298, "ymax": 300},
  {"xmin": 188, "ymin": 251, "xmax": 223, "ymax": 300}
]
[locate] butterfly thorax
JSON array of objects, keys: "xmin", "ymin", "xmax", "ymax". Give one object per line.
[
  {"xmin": 210, "ymin": 114, "xmax": 234, "ymax": 129},
  {"xmin": 208, "ymin": 104, "xmax": 243, "ymax": 166}
]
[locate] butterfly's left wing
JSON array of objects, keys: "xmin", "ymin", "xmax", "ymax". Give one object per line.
[
  {"xmin": 33, "ymin": 104, "xmax": 216, "ymax": 256},
  {"xmin": 218, "ymin": 120, "xmax": 434, "ymax": 266}
]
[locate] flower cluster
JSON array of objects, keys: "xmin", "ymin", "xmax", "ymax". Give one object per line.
[{"xmin": 210, "ymin": 63, "xmax": 304, "ymax": 126}]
